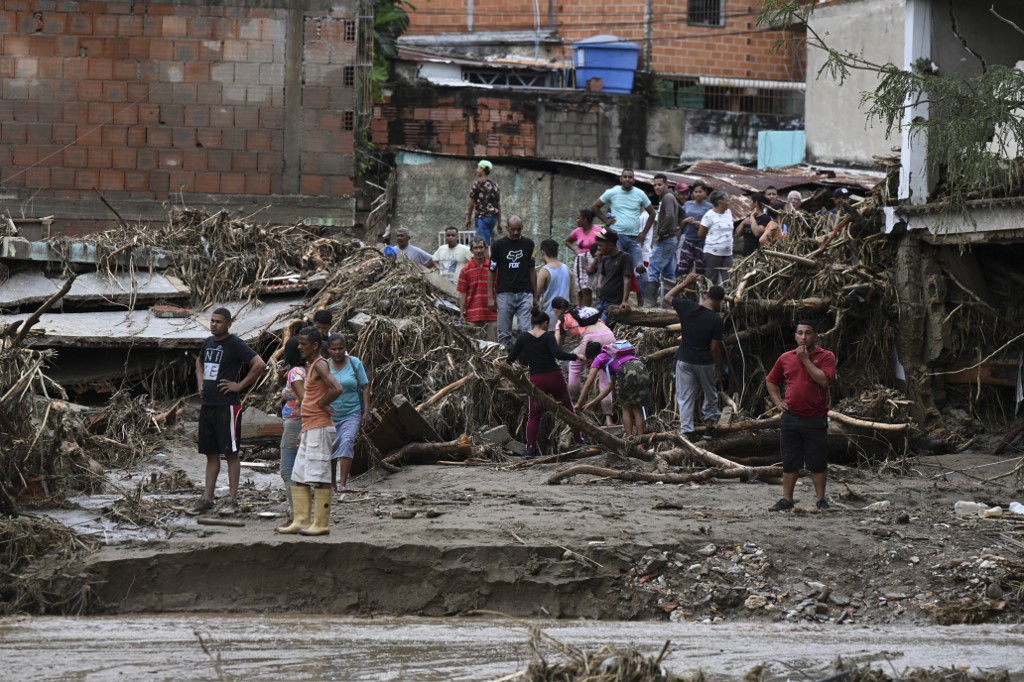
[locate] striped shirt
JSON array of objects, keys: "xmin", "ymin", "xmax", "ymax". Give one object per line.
[{"xmin": 457, "ymin": 259, "xmax": 497, "ymax": 323}]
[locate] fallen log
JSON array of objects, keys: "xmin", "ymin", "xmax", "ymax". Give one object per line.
[
  {"xmin": 547, "ymin": 464, "xmax": 782, "ymax": 485},
  {"xmin": 196, "ymin": 517, "xmax": 246, "ymax": 527},
  {"xmin": 641, "ymin": 319, "xmax": 782, "ymax": 363},
  {"xmin": 652, "ymin": 433, "xmax": 745, "ymax": 470},
  {"xmin": 496, "ymin": 361, "xmax": 652, "ymax": 461},
  {"xmin": 605, "ymin": 306, "xmax": 678, "ymax": 327},
  {"xmin": 416, "ymin": 375, "xmax": 471, "ymax": 412},
  {"xmin": 701, "ymin": 421, "xmax": 908, "ymax": 459},
  {"xmin": 728, "ymin": 297, "xmax": 830, "ymax": 315},
  {"xmin": 760, "ymin": 249, "xmax": 818, "ymax": 268},
  {"xmin": 827, "ymin": 410, "xmax": 910, "ymax": 432},
  {"xmin": 381, "ymin": 437, "xmax": 474, "ymax": 468},
  {"xmin": 513, "ymin": 447, "xmax": 602, "ymax": 468}
]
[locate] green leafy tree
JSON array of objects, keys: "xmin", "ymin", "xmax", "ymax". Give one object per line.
[
  {"xmin": 371, "ymin": 0, "xmax": 413, "ymax": 99},
  {"xmin": 759, "ymin": 0, "xmax": 1024, "ymax": 204}
]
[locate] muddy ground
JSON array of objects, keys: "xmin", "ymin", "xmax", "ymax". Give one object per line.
[{"xmin": 64, "ymin": 423, "xmax": 1024, "ymax": 629}]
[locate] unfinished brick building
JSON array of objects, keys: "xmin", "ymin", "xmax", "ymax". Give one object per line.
[{"xmin": 0, "ymin": 0, "xmax": 371, "ymax": 234}]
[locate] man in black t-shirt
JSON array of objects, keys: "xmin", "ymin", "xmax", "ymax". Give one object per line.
[
  {"xmin": 192, "ymin": 307, "xmax": 266, "ymax": 515},
  {"xmin": 488, "ymin": 214, "xmax": 537, "ymax": 350},
  {"xmin": 588, "ymin": 227, "xmax": 633, "ymax": 322},
  {"xmin": 663, "ymin": 273, "xmax": 724, "ymax": 436}
]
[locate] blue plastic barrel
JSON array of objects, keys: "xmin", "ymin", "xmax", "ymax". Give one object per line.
[{"xmin": 573, "ymin": 35, "xmax": 640, "ymax": 94}]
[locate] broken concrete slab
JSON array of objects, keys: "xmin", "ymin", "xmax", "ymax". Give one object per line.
[
  {"xmin": 1, "ymin": 298, "xmax": 304, "ymax": 349},
  {"xmin": 0, "ymin": 270, "xmax": 189, "ymax": 308},
  {"xmin": 1, "ymin": 236, "xmax": 170, "ymax": 268}
]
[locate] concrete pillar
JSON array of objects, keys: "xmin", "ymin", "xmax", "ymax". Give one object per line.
[{"xmin": 899, "ymin": 0, "xmax": 932, "ymax": 204}]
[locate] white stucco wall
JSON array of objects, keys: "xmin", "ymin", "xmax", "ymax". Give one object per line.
[{"xmin": 804, "ymin": 0, "xmax": 905, "ymax": 166}]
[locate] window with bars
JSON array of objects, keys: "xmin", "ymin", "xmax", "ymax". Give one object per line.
[
  {"xmin": 689, "ymin": 0, "xmax": 725, "ymax": 27},
  {"xmin": 344, "ymin": 19, "xmax": 356, "ymax": 42},
  {"xmin": 342, "ymin": 110, "xmax": 355, "ymax": 131},
  {"xmin": 344, "ymin": 65, "xmax": 355, "ymax": 87}
]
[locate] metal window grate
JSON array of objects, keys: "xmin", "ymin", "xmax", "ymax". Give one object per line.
[
  {"xmin": 344, "ymin": 19, "xmax": 356, "ymax": 42},
  {"xmin": 343, "ymin": 110, "xmax": 355, "ymax": 131},
  {"xmin": 689, "ymin": 0, "xmax": 725, "ymax": 27},
  {"xmin": 437, "ymin": 230, "xmax": 477, "ymax": 247},
  {"xmin": 344, "ymin": 65, "xmax": 355, "ymax": 87}
]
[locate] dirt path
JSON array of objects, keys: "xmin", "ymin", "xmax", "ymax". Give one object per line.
[{"xmin": 74, "ymin": 431, "xmax": 1024, "ymax": 626}]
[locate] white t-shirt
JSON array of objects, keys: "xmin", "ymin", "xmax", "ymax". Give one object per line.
[
  {"xmin": 701, "ymin": 209, "xmax": 734, "ymax": 257},
  {"xmin": 432, "ymin": 243, "xmax": 472, "ymax": 284}
]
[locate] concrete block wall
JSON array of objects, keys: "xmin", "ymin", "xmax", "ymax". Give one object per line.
[
  {"xmin": 404, "ymin": 0, "xmax": 805, "ymax": 82},
  {"xmin": 0, "ymin": 0, "xmax": 358, "ymax": 232}
]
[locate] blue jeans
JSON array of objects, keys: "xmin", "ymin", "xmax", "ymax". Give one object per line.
[
  {"xmin": 647, "ymin": 236, "xmax": 677, "ymax": 285},
  {"xmin": 497, "ymin": 291, "xmax": 533, "ymax": 351},
  {"xmin": 616, "ymin": 234, "xmax": 646, "ymax": 275},
  {"xmin": 475, "ymin": 216, "xmax": 497, "ymax": 245}
]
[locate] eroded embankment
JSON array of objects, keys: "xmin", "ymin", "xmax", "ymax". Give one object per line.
[{"xmin": 87, "ymin": 541, "xmax": 661, "ymax": 618}]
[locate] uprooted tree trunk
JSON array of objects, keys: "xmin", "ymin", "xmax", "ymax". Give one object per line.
[
  {"xmin": 547, "ymin": 464, "xmax": 782, "ymax": 485},
  {"xmin": 380, "ymin": 437, "xmax": 475, "ymax": 471},
  {"xmin": 691, "ymin": 421, "xmax": 910, "ymax": 460},
  {"xmin": 495, "ymin": 362, "xmax": 652, "ymax": 461}
]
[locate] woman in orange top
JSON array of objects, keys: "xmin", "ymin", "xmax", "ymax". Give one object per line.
[{"xmin": 277, "ymin": 327, "xmax": 341, "ymax": 537}]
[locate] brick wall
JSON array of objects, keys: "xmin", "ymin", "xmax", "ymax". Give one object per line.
[
  {"xmin": 373, "ymin": 88, "xmax": 538, "ymax": 158},
  {"xmin": 0, "ymin": 0, "xmax": 359, "ymax": 232},
  {"xmin": 406, "ymin": 0, "xmax": 805, "ymax": 82}
]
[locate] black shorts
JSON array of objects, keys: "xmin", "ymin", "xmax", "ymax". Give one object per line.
[
  {"xmin": 198, "ymin": 404, "xmax": 243, "ymax": 455},
  {"xmin": 779, "ymin": 410, "xmax": 828, "ymax": 473}
]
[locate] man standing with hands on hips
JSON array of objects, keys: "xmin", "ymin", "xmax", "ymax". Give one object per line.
[
  {"xmin": 193, "ymin": 308, "xmax": 267, "ymax": 515},
  {"xmin": 765, "ymin": 320, "xmax": 836, "ymax": 512}
]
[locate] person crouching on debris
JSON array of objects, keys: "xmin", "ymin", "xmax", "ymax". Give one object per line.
[
  {"xmin": 278, "ymin": 327, "xmax": 342, "ymax": 535},
  {"xmin": 193, "ymin": 308, "xmax": 267, "ymax": 516},
  {"xmin": 552, "ymin": 297, "xmax": 615, "ymax": 427},
  {"xmin": 326, "ymin": 333, "xmax": 370, "ymax": 494},
  {"xmin": 505, "ymin": 306, "xmax": 587, "ymax": 457},
  {"xmin": 765, "ymin": 320, "xmax": 836, "ymax": 513},
  {"xmin": 579, "ymin": 340, "xmax": 653, "ymax": 442}
]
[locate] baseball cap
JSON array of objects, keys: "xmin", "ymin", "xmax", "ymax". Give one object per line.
[
  {"xmin": 675, "ymin": 181, "xmax": 690, "ymax": 193},
  {"xmin": 594, "ymin": 227, "xmax": 618, "ymax": 243},
  {"xmin": 832, "ymin": 188, "xmax": 850, "ymax": 199},
  {"xmin": 478, "ymin": 160, "xmax": 493, "ymax": 171}
]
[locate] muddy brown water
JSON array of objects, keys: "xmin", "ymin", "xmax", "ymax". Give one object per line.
[{"xmin": 1, "ymin": 615, "xmax": 1022, "ymax": 680}]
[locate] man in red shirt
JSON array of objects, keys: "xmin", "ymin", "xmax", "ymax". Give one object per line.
[
  {"xmin": 457, "ymin": 236, "xmax": 497, "ymax": 341},
  {"xmin": 765, "ymin": 320, "xmax": 837, "ymax": 512}
]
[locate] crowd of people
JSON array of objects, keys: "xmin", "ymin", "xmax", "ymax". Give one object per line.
[{"xmin": 191, "ymin": 161, "xmax": 840, "ymax": 531}]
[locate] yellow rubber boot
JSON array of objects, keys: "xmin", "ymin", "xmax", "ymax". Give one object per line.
[
  {"xmin": 299, "ymin": 487, "xmax": 332, "ymax": 536},
  {"xmin": 276, "ymin": 485, "xmax": 311, "ymax": 534}
]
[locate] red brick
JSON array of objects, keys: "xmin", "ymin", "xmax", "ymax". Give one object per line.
[
  {"xmin": 258, "ymin": 107, "xmax": 283, "ymax": 130},
  {"xmin": 146, "ymin": 127, "xmax": 172, "ymax": 147},
  {"xmin": 118, "ymin": 15, "xmax": 144, "ymax": 37},
  {"xmin": 246, "ymin": 129, "xmax": 272, "ymax": 151},
  {"xmin": 143, "ymin": 16, "xmax": 163, "ymax": 37},
  {"xmin": 76, "ymin": 169, "xmax": 99, "ymax": 190},
  {"xmin": 112, "ymin": 147, "xmax": 137, "ymax": 169},
  {"xmin": 104, "ymin": 38, "xmax": 130, "ymax": 60},
  {"xmin": 25, "ymin": 123, "xmax": 52, "ymax": 145},
  {"xmin": 168, "ymin": 170, "xmax": 194, "ymax": 191},
  {"xmin": 98, "ymin": 169, "xmax": 124, "ymax": 191},
  {"xmin": 138, "ymin": 104, "xmax": 160, "ymax": 124},
  {"xmin": 77, "ymin": 125, "xmax": 103, "ymax": 145},
  {"xmin": 95, "ymin": 14, "xmax": 119, "ymax": 36},
  {"xmin": 102, "ymin": 126, "xmax": 127, "ymax": 147},
  {"xmin": 300, "ymin": 175, "xmax": 324, "ymax": 196},
  {"xmin": 86, "ymin": 147, "xmax": 112, "ymax": 168},
  {"xmin": 88, "ymin": 102, "xmax": 113, "ymax": 124},
  {"xmin": 196, "ymin": 128, "xmax": 221, "ymax": 148},
  {"xmin": 28, "ymin": 36, "xmax": 57, "ymax": 58},
  {"xmin": 207, "ymin": 149, "xmax": 232, "ymax": 172},
  {"xmin": 188, "ymin": 16, "xmax": 213, "ymax": 39},
  {"xmin": 220, "ymin": 173, "xmax": 245, "ymax": 193},
  {"xmin": 149, "ymin": 38, "xmax": 174, "ymax": 60},
  {"xmin": 244, "ymin": 174, "xmax": 270, "ymax": 194},
  {"xmin": 222, "ymin": 128, "xmax": 246, "ymax": 150},
  {"xmin": 257, "ymin": 151, "xmax": 282, "ymax": 173},
  {"xmin": 52, "ymin": 123, "xmax": 76, "ymax": 144},
  {"xmin": 196, "ymin": 83, "xmax": 222, "ymax": 104},
  {"xmin": 136, "ymin": 148, "xmax": 158, "ymax": 170},
  {"xmin": 126, "ymin": 127, "xmax": 147, "ymax": 147},
  {"xmin": 184, "ymin": 62, "xmax": 209, "ymax": 83},
  {"xmin": 163, "ymin": 15, "xmax": 188, "ymax": 37},
  {"xmin": 124, "ymin": 170, "xmax": 148, "ymax": 191},
  {"xmin": 1, "ymin": 123, "xmax": 26, "ymax": 144},
  {"xmin": 171, "ymin": 127, "xmax": 196, "ymax": 148},
  {"xmin": 210, "ymin": 107, "xmax": 233, "ymax": 127},
  {"xmin": 231, "ymin": 151, "xmax": 257, "ymax": 173},
  {"xmin": 111, "ymin": 104, "xmax": 137, "ymax": 125},
  {"xmin": 128, "ymin": 37, "xmax": 149, "ymax": 59},
  {"xmin": 159, "ymin": 150, "xmax": 183, "ymax": 170},
  {"xmin": 193, "ymin": 172, "xmax": 220, "ymax": 193},
  {"xmin": 182, "ymin": 149, "xmax": 207, "ymax": 171},
  {"xmin": 149, "ymin": 170, "xmax": 170, "ymax": 195},
  {"xmin": 78, "ymin": 80, "xmax": 104, "ymax": 101},
  {"xmin": 51, "ymin": 167, "xmax": 76, "ymax": 189},
  {"xmin": 234, "ymin": 106, "xmax": 259, "ymax": 128},
  {"xmin": 87, "ymin": 58, "xmax": 113, "ymax": 80},
  {"xmin": 25, "ymin": 167, "xmax": 50, "ymax": 188}
]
